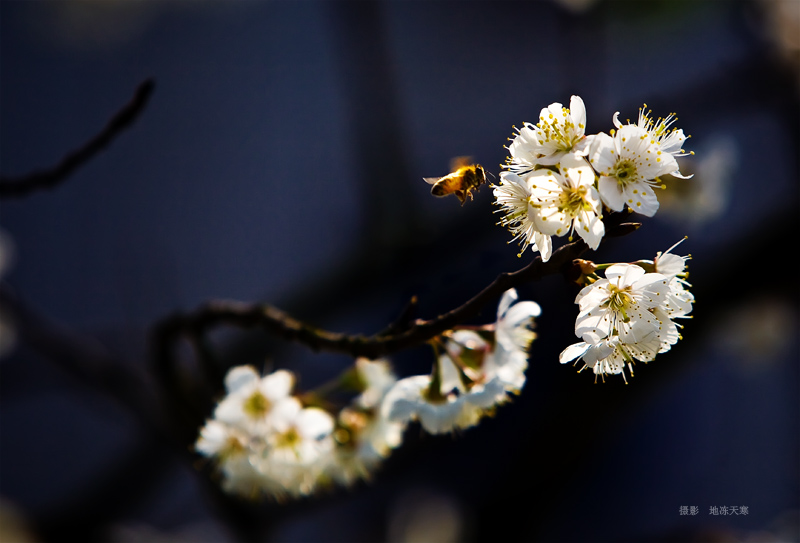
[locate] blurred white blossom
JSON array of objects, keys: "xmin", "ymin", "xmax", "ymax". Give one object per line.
[
  {"xmin": 483, "ymin": 288, "xmax": 540, "ymax": 393},
  {"xmin": 213, "ymin": 366, "xmax": 297, "ymax": 434},
  {"xmin": 327, "ymin": 358, "xmax": 405, "ymax": 486},
  {"xmin": 196, "ymin": 366, "xmax": 336, "ymax": 500},
  {"xmin": 657, "ymin": 136, "xmax": 737, "ymax": 227}
]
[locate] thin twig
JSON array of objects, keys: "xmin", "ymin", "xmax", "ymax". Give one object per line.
[
  {"xmin": 376, "ymin": 295, "xmax": 419, "ymax": 337},
  {"xmin": 0, "ymin": 78, "xmax": 155, "ymax": 198}
]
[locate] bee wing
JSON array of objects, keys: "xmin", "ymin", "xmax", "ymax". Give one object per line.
[
  {"xmin": 449, "ymin": 155, "xmax": 473, "ymax": 172},
  {"xmin": 423, "ymin": 176, "xmax": 443, "ymax": 185}
]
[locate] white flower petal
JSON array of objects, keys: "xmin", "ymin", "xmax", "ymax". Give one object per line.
[
  {"xmin": 559, "ymin": 341, "xmax": 590, "ymax": 364},
  {"xmin": 382, "ymin": 376, "xmax": 430, "ymax": 424},
  {"xmin": 355, "ymin": 358, "xmax": 397, "ymax": 409},
  {"xmin": 606, "ymin": 263, "xmax": 646, "ymax": 284},
  {"xmin": 598, "ymin": 175, "xmax": 625, "ymax": 212},
  {"xmin": 534, "ymin": 231, "xmax": 553, "ymax": 261},
  {"xmin": 296, "ymin": 408, "xmax": 335, "ymax": 439},
  {"xmin": 260, "ymin": 369, "xmax": 295, "ymax": 400},
  {"xmin": 438, "ymin": 355, "xmax": 466, "ymax": 395},
  {"xmin": 224, "ymin": 365, "xmax": 260, "ymax": 394},
  {"xmin": 497, "ymin": 288, "xmax": 519, "ymax": 320},
  {"xmin": 576, "ymin": 210, "xmax": 604, "ymax": 250},
  {"xmin": 622, "ymin": 182, "xmax": 659, "ymax": 217},
  {"xmin": 569, "ymin": 95, "xmax": 586, "ymax": 134},
  {"xmin": 588, "ymin": 132, "xmax": 617, "ymax": 175}
]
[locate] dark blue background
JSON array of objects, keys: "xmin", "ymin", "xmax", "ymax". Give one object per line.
[{"xmin": 1, "ymin": 1, "xmax": 798, "ymax": 542}]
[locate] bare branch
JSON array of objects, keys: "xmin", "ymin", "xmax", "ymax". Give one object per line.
[
  {"xmin": 152, "ymin": 212, "xmax": 634, "ymax": 377},
  {"xmin": 0, "ymin": 78, "xmax": 155, "ymax": 198},
  {"xmin": 154, "ymin": 234, "xmax": 587, "ymax": 362}
]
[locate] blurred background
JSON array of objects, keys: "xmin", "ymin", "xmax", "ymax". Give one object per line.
[{"xmin": 1, "ymin": 1, "xmax": 798, "ymax": 542}]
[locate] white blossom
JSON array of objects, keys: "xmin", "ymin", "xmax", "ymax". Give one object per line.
[
  {"xmin": 381, "ymin": 373, "xmax": 473, "ymax": 434},
  {"xmin": 440, "ymin": 288, "xmax": 540, "ymax": 395},
  {"xmin": 483, "ymin": 288, "xmax": 540, "ymax": 393},
  {"xmin": 382, "ymin": 351, "xmax": 501, "ymax": 435},
  {"xmin": 195, "ymin": 420, "xmax": 265, "ymax": 498},
  {"xmin": 265, "ymin": 401, "xmax": 334, "ymax": 464},
  {"xmin": 641, "ymin": 239, "xmax": 695, "ymax": 354},
  {"xmin": 588, "ymin": 124, "xmax": 678, "ymax": 217},
  {"xmin": 637, "ymin": 239, "xmax": 695, "ymax": 320},
  {"xmin": 253, "ymin": 401, "xmax": 336, "ymax": 498},
  {"xmin": 328, "ymin": 406, "xmax": 404, "ymax": 486},
  {"xmin": 563, "ymin": 245, "xmax": 695, "ymax": 381},
  {"xmin": 574, "ymin": 263, "xmax": 670, "ymax": 345},
  {"xmin": 527, "ymin": 153, "xmax": 604, "ymax": 251},
  {"xmin": 382, "ymin": 289, "xmax": 540, "ymax": 433},
  {"xmin": 494, "ymin": 288, "xmax": 541, "ymax": 351},
  {"xmin": 328, "ymin": 359, "xmax": 405, "ymax": 486},
  {"xmin": 213, "ymin": 366, "xmax": 297, "ymax": 434},
  {"xmin": 354, "ymin": 357, "xmax": 397, "ymax": 410},
  {"xmin": 380, "ymin": 352, "xmax": 505, "ymax": 435},
  {"xmin": 196, "ymin": 365, "xmax": 338, "ymax": 500},
  {"xmin": 506, "ymin": 95, "xmax": 589, "ymax": 171},
  {"xmin": 653, "ymin": 239, "xmax": 695, "ymax": 319},
  {"xmin": 493, "ymin": 171, "xmax": 553, "ymax": 260},
  {"xmin": 621, "ymin": 106, "xmax": 691, "ymax": 178},
  {"xmin": 559, "ymin": 332, "xmax": 661, "ymax": 383}
]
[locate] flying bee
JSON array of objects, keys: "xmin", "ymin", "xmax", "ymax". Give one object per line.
[{"xmin": 424, "ymin": 156, "xmax": 490, "ymax": 205}]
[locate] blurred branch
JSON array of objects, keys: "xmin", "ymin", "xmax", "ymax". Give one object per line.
[
  {"xmin": 376, "ymin": 295, "xmax": 419, "ymax": 337},
  {"xmin": 0, "ymin": 284, "xmax": 162, "ymax": 432},
  {"xmin": 329, "ymin": 1, "xmax": 423, "ymax": 248},
  {"xmin": 0, "ymin": 78, "xmax": 154, "ymax": 199},
  {"xmin": 0, "ymin": 284, "xmax": 265, "ymax": 543}
]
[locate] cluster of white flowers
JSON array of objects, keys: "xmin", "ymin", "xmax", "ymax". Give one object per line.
[
  {"xmin": 195, "ymin": 366, "xmax": 335, "ymax": 499},
  {"xmin": 382, "ymin": 289, "xmax": 540, "ymax": 434},
  {"xmin": 494, "ymin": 96, "xmax": 691, "ymax": 261},
  {"xmin": 195, "ymin": 359, "xmax": 407, "ymax": 500},
  {"xmin": 559, "ymin": 240, "xmax": 694, "ymax": 382},
  {"xmin": 196, "ymin": 288, "xmax": 541, "ymax": 498}
]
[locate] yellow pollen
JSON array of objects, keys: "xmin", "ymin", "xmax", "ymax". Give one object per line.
[
  {"xmin": 243, "ymin": 391, "xmax": 271, "ymax": 418},
  {"xmin": 275, "ymin": 427, "xmax": 301, "ymax": 449}
]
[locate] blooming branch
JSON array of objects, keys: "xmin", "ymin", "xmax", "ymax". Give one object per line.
[
  {"xmin": 1, "ymin": 84, "xmax": 698, "ymax": 506},
  {"xmin": 0, "ymin": 78, "xmax": 155, "ymax": 198}
]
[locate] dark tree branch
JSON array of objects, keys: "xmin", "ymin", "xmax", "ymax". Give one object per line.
[
  {"xmin": 376, "ymin": 295, "xmax": 419, "ymax": 337},
  {"xmin": 0, "ymin": 78, "xmax": 155, "ymax": 198},
  {"xmin": 152, "ymin": 212, "xmax": 637, "ymax": 367}
]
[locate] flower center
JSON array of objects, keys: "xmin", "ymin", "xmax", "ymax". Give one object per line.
[
  {"xmin": 274, "ymin": 427, "xmax": 301, "ymax": 449},
  {"xmin": 243, "ymin": 391, "xmax": 271, "ymax": 418},
  {"xmin": 536, "ymin": 107, "xmax": 577, "ymax": 149},
  {"xmin": 614, "ymin": 160, "xmax": 637, "ymax": 188},
  {"xmin": 558, "ymin": 185, "xmax": 590, "ymax": 215},
  {"xmin": 603, "ymin": 284, "xmax": 634, "ymax": 322},
  {"xmin": 220, "ymin": 436, "xmax": 246, "ymax": 460}
]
